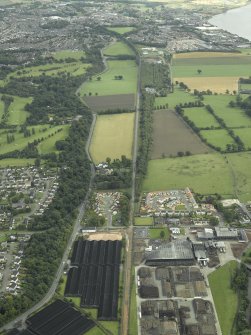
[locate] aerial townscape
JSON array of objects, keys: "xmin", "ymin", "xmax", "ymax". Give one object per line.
[{"xmin": 1, "ymin": 0, "xmax": 251, "ymax": 335}]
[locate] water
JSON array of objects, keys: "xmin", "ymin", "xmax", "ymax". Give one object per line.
[{"xmin": 209, "ymin": 3, "xmax": 251, "ymax": 41}]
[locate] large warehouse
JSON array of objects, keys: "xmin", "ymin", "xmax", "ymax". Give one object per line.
[{"xmin": 145, "ymin": 239, "xmax": 195, "ymax": 266}]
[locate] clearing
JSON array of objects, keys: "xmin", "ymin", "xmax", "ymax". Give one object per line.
[
  {"xmin": 208, "ymin": 261, "xmax": 238, "ymax": 335},
  {"xmin": 151, "ymin": 109, "xmax": 210, "ymax": 159},
  {"xmin": 90, "ymin": 113, "xmax": 135, "ymax": 163},
  {"xmin": 8, "ymin": 96, "xmax": 32, "ymax": 125}
]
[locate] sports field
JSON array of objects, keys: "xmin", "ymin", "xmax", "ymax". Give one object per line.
[
  {"xmin": 209, "ymin": 261, "xmax": 238, "ymax": 335},
  {"xmin": 143, "ymin": 153, "xmax": 234, "ymax": 197},
  {"xmin": 183, "ymin": 107, "xmax": 219, "ymax": 128},
  {"xmin": 8, "ymin": 96, "xmax": 32, "ymax": 125},
  {"xmin": 0, "ymin": 125, "xmax": 68, "ymax": 155},
  {"xmin": 104, "ymin": 41, "xmax": 134, "ymax": 56},
  {"xmin": 90, "ymin": 113, "xmax": 135, "ymax": 163},
  {"xmin": 52, "ymin": 50, "xmax": 86, "ymax": 61},
  {"xmin": 200, "ymin": 129, "xmax": 235, "ymax": 150},
  {"xmin": 151, "ymin": 110, "xmax": 210, "ymax": 159},
  {"xmin": 107, "ymin": 27, "xmax": 135, "ymax": 35},
  {"xmin": 203, "ymin": 95, "xmax": 251, "ymax": 128},
  {"xmin": 81, "ymin": 60, "xmax": 138, "ymax": 97},
  {"xmin": 154, "ymin": 87, "xmax": 197, "ymax": 109}
]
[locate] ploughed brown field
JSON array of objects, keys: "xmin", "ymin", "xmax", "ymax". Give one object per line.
[
  {"xmin": 151, "ymin": 109, "xmax": 211, "ymax": 158},
  {"xmin": 84, "ymin": 93, "xmax": 135, "ymax": 112}
]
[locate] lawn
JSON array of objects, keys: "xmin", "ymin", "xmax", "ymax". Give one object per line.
[
  {"xmin": 128, "ymin": 269, "xmax": 137, "ymax": 335},
  {"xmin": 0, "ymin": 158, "xmax": 35, "ymax": 168},
  {"xmin": 148, "ymin": 227, "xmax": 170, "ymax": 239},
  {"xmin": 134, "ymin": 217, "xmax": 153, "ymax": 226},
  {"xmin": 107, "ymin": 27, "xmax": 135, "ymax": 34},
  {"xmin": 90, "ymin": 113, "xmax": 135, "ymax": 163},
  {"xmin": 104, "ymin": 41, "xmax": 135, "ymax": 56},
  {"xmin": 200, "ymin": 129, "xmax": 235, "ymax": 150},
  {"xmin": 203, "ymin": 95, "xmax": 251, "ymax": 128},
  {"xmin": 37, "ymin": 125, "xmax": 70, "ymax": 154},
  {"xmin": 208, "ymin": 261, "xmax": 238, "ymax": 335},
  {"xmin": 8, "ymin": 96, "xmax": 32, "ymax": 125},
  {"xmin": 183, "ymin": 107, "xmax": 219, "ymax": 128},
  {"xmin": 226, "ymin": 152, "xmax": 251, "ymax": 202},
  {"xmin": 143, "ymin": 153, "xmax": 234, "ymax": 197},
  {"xmin": 154, "ymin": 87, "xmax": 197, "ymax": 109},
  {"xmin": 0, "ymin": 125, "xmax": 68, "ymax": 155},
  {"xmin": 80, "ymin": 60, "xmax": 138, "ymax": 96},
  {"xmin": 52, "ymin": 50, "xmax": 86, "ymax": 61},
  {"xmin": 234, "ymin": 128, "xmax": 251, "ymax": 149}
]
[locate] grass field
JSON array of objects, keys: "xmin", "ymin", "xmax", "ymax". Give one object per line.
[
  {"xmin": 90, "ymin": 113, "xmax": 135, "ymax": 163},
  {"xmin": 208, "ymin": 261, "xmax": 238, "ymax": 335},
  {"xmin": 0, "ymin": 125, "xmax": 68, "ymax": 155},
  {"xmin": 0, "ymin": 158, "xmax": 35, "ymax": 168},
  {"xmin": 226, "ymin": 152, "xmax": 251, "ymax": 202},
  {"xmin": 174, "ymin": 52, "xmax": 249, "ymax": 59},
  {"xmin": 85, "ymin": 327, "xmax": 104, "ymax": 335},
  {"xmin": 151, "ymin": 110, "xmax": 210, "ymax": 159},
  {"xmin": 104, "ymin": 41, "xmax": 134, "ymax": 56},
  {"xmin": 52, "ymin": 50, "xmax": 86, "ymax": 61},
  {"xmin": 143, "ymin": 153, "xmax": 234, "ymax": 197},
  {"xmin": 8, "ymin": 96, "xmax": 32, "ymax": 125},
  {"xmin": 0, "ymin": 98, "xmax": 4, "ymax": 120},
  {"xmin": 148, "ymin": 227, "xmax": 170, "ymax": 239},
  {"xmin": 84, "ymin": 93, "xmax": 135, "ymax": 112},
  {"xmin": 234, "ymin": 128, "xmax": 251, "ymax": 149},
  {"xmin": 107, "ymin": 27, "xmax": 135, "ymax": 34},
  {"xmin": 37, "ymin": 125, "xmax": 70, "ymax": 154},
  {"xmin": 80, "ymin": 60, "xmax": 138, "ymax": 97},
  {"xmin": 240, "ymin": 83, "xmax": 251, "ymax": 90},
  {"xmin": 203, "ymin": 95, "xmax": 251, "ymax": 128},
  {"xmin": 183, "ymin": 107, "xmax": 219, "ymax": 128},
  {"xmin": 200, "ymin": 129, "xmax": 235, "ymax": 150},
  {"xmin": 154, "ymin": 87, "xmax": 197, "ymax": 109},
  {"xmin": 173, "ymin": 54, "xmax": 251, "ymax": 66},
  {"xmin": 134, "ymin": 217, "xmax": 153, "ymax": 226}
]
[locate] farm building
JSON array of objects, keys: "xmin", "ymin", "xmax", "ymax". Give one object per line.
[
  {"xmin": 145, "ymin": 239, "xmax": 195, "ymax": 266},
  {"xmin": 214, "ymin": 227, "xmax": 238, "ymax": 240}
]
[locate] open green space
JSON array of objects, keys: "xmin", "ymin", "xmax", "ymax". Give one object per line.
[
  {"xmin": 104, "ymin": 41, "xmax": 134, "ymax": 56},
  {"xmin": 204, "ymin": 95, "xmax": 251, "ymax": 128},
  {"xmin": 234, "ymin": 128, "xmax": 251, "ymax": 149},
  {"xmin": 0, "ymin": 98, "xmax": 4, "ymax": 120},
  {"xmin": 52, "ymin": 50, "xmax": 86, "ymax": 61},
  {"xmin": 148, "ymin": 227, "xmax": 170, "ymax": 239},
  {"xmin": 200, "ymin": 129, "xmax": 235, "ymax": 150},
  {"xmin": 37, "ymin": 125, "xmax": 70, "ymax": 154},
  {"xmin": 107, "ymin": 27, "xmax": 135, "ymax": 35},
  {"xmin": 183, "ymin": 107, "xmax": 219, "ymax": 128},
  {"xmin": 8, "ymin": 96, "xmax": 32, "ymax": 125},
  {"xmin": 134, "ymin": 216, "xmax": 153, "ymax": 226},
  {"xmin": 173, "ymin": 55, "xmax": 251, "ymax": 66},
  {"xmin": 0, "ymin": 158, "xmax": 35, "ymax": 168},
  {"xmin": 0, "ymin": 125, "xmax": 68, "ymax": 155},
  {"xmin": 85, "ymin": 327, "xmax": 104, "ymax": 335},
  {"xmin": 128, "ymin": 269, "xmax": 137, "ymax": 335},
  {"xmin": 240, "ymin": 83, "xmax": 251, "ymax": 90},
  {"xmin": 226, "ymin": 152, "xmax": 251, "ymax": 202},
  {"xmin": 154, "ymin": 87, "xmax": 197, "ymax": 109},
  {"xmin": 80, "ymin": 60, "xmax": 138, "ymax": 96},
  {"xmin": 90, "ymin": 113, "xmax": 135, "ymax": 163},
  {"xmin": 143, "ymin": 153, "xmax": 234, "ymax": 197},
  {"xmin": 173, "ymin": 63, "xmax": 251, "ymax": 78},
  {"xmin": 208, "ymin": 261, "xmax": 238, "ymax": 335}
]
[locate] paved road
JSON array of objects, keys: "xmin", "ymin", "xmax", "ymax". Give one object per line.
[{"xmin": 0, "ymin": 113, "xmax": 97, "ymax": 333}]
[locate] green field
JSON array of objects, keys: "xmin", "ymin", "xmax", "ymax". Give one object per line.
[
  {"xmin": 209, "ymin": 261, "xmax": 238, "ymax": 335},
  {"xmin": 234, "ymin": 128, "xmax": 251, "ymax": 149},
  {"xmin": 173, "ymin": 64, "xmax": 251, "ymax": 78},
  {"xmin": 200, "ymin": 129, "xmax": 235, "ymax": 150},
  {"xmin": 8, "ymin": 96, "xmax": 32, "ymax": 125},
  {"xmin": 0, "ymin": 98, "xmax": 4, "ymax": 120},
  {"xmin": 203, "ymin": 95, "xmax": 251, "ymax": 128},
  {"xmin": 148, "ymin": 227, "xmax": 170, "ymax": 239},
  {"xmin": 104, "ymin": 41, "xmax": 134, "ymax": 56},
  {"xmin": 90, "ymin": 113, "xmax": 135, "ymax": 163},
  {"xmin": 173, "ymin": 55, "xmax": 251, "ymax": 66},
  {"xmin": 134, "ymin": 217, "xmax": 153, "ymax": 226},
  {"xmin": 143, "ymin": 154, "xmax": 234, "ymax": 197},
  {"xmin": 154, "ymin": 87, "xmax": 197, "ymax": 109},
  {"xmin": 0, "ymin": 158, "xmax": 35, "ymax": 168},
  {"xmin": 0, "ymin": 125, "xmax": 68, "ymax": 155},
  {"xmin": 52, "ymin": 50, "xmax": 86, "ymax": 61},
  {"xmin": 226, "ymin": 152, "xmax": 251, "ymax": 202},
  {"xmin": 183, "ymin": 107, "xmax": 219, "ymax": 128},
  {"xmin": 80, "ymin": 60, "xmax": 138, "ymax": 96},
  {"xmin": 107, "ymin": 27, "xmax": 135, "ymax": 34},
  {"xmin": 37, "ymin": 125, "xmax": 70, "ymax": 154}
]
